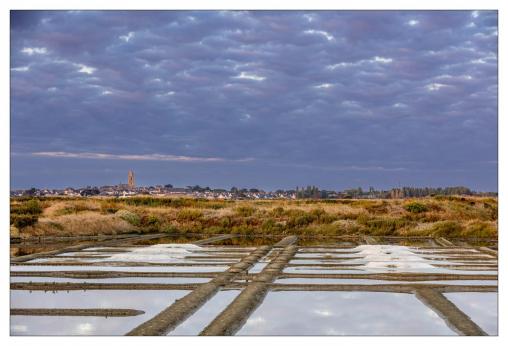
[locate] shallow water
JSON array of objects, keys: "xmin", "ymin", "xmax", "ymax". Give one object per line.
[
  {"xmin": 236, "ymin": 291, "xmax": 456, "ymax": 335},
  {"xmin": 10, "ymin": 290, "xmax": 190, "ymax": 335},
  {"xmin": 168, "ymin": 290, "xmax": 241, "ymax": 335},
  {"xmin": 283, "ymin": 266, "xmax": 497, "ymax": 275},
  {"xmin": 11, "ymin": 265, "xmax": 229, "ymax": 273},
  {"xmin": 10, "ymin": 276, "xmax": 210, "ymax": 284},
  {"xmin": 444, "ymin": 292, "xmax": 498, "ymax": 335},
  {"xmin": 274, "ymin": 278, "xmax": 498, "ymax": 286}
]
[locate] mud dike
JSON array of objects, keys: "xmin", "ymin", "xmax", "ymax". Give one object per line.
[{"xmin": 10, "ymin": 234, "xmax": 498, "ymax": 336}]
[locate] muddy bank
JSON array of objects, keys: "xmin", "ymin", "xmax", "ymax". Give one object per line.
[
  {"xmin": 415, "ymin": 288, "xmax": 487, "ymax": 335},
  {"xmin": 126, "ymin": 244, "xmax": 274, "ymax": 336},
  {"xmin": 11, "ymin": 282, "xmax": 200, "ymax": 291},
  {"xmin": 11, "ymin": 308, "xmax": 144, "ymax": 317},
  {"xmin": 200, "ymin": 244, "xmax": 298, "ymax": 336}
]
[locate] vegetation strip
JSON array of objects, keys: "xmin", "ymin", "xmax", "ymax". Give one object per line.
[
  {"xmin": 125, "ymin": 243, "xmax": 275, "ymax": 336},
  {"xmin": 478, "ymin": 247, "xmax": 498, "ymax": 257},
  {"xmin": 269, "ymin": 283, "xmax": 497, "ymax": 293},
  {"xmin": 273, "ymin": 235, "xmax": 298, "ymax": 247},
  {"xmin": 10, "ymin": 271, "xmax": 218, "ymax": 278},
  {"xmin": 11, "ymin": 261, "xmax": 234, "ymax": 267},
  {"xmin": 296, "ymin": 250, "xmax": 360, "ymax": 255},
  {"xmin": 192, "ymin": 234, "xmax": 236, "ymax": 245},
  {"xmin": 414, "ymin": 288, "xmax": 487, "ymax": 335},
  {"xmin": 290, "ymin": 256, "xmax": 363, "ymax": 261},
  {"xmin": 10, "ymin": 308, "xmax": 144, "ymax": 317},
  {"xmin": 286, "ymin": 263, "xmax": 363, "ymax": 267},
  {"xmin": 364, "ymin": 236, "xmax": 377, "ymax": 245},
  {"xmin": 199, "ymin": 243, "xmax": 298, "ymax": 336},
  {"xmin": 39, "ymin": 255, "xmax": 112, "ymax": 259},
  {"xmin": 11, "ymin": 282, "xmax": 200, "ymax": 291},
  {"xmin": 436, "ymin": 237, "xmax": 455, "ymax": 247},
  {"xmin": 10, "ymin": 233, "xmax": 169, "ymax": 263},
  {"xmin": 277, "ymin": 273, "xmax": 497, "ymax": 281}
]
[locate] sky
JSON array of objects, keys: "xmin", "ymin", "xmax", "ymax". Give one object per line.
[{"xmin": 10, "ymin": 10, "xmax": 498, "ymax": 191}]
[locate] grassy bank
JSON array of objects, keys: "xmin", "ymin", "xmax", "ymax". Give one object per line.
[{"xmin": 10, "ymin": 196, "xmax": 498, "ymax": 239}]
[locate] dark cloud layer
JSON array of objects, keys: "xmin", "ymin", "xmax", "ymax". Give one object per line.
[{"xmin": 10, "ymin": 10, "xmax": 498, "ymax": 190}]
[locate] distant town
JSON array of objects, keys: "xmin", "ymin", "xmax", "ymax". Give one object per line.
[{"xmin": 10, "ymin": 170, "xmax": 497, "ymax": 200}]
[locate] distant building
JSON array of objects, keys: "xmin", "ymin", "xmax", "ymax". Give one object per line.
[{"xmin": 128, "ymin": 170, "xmax": 135, "ymax": 189}]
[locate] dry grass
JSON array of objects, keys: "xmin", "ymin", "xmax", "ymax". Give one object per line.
[
  {"xmin": 10, "ymin": 196, "xmax": 498, "ymax": 239},
  {"xmin": 21, "ymin": 212, "xmax": 137, "ymax": 238}
]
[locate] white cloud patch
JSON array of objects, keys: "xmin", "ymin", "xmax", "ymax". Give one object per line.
[
  {"xmin": 393, "ymin": 103, "xmax": 407, "ymax": 108},
  {"xmin": 373, "ymin": 56, "xmax": 393, "ymax": 63},
  {"xmin": 75, "ymin": 64, "xmax": 96, "ymax": 74},
  {"xmin": 233, "ymin": 72, "xmax": 266, "ymax": 81},
  {"xmin": 314, "ymin": 83, "xmax": 334, "ymax": 89},
  {"xmin": 119, "ymin": 31, "xmax": 135, "ymax": 42},
  {"xmin": 407, "ymin": 19, "xmax": 419, "ymax": 26},
  {"xmin": 11, "ymin": 66, "xmax": 30, "ymax": 72},
  {"xmin": 426, "ymin": 83, "xmax": 448, "ymax": 91},
  {"xmin": 303, "ymin": 29, "xmax": 334, "ymax": 41},
  {"xmin": 21, "ymin": 47, "xmax": 47, "ymax": 55},
  {"xmin": 327, "ymin": 56, "xmax": 393, "ymax": 70},
  {"xmin": 31, "ymin": 151, "xmax": 253, "ymax": 163}
]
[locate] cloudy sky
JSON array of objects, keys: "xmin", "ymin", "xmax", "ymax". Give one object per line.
[{"xmin": 10, "ymin": 10, "xmax": 497, "ymax": 191}]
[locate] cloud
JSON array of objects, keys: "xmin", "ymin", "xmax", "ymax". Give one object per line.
[
  {"xmin": 30, "ymin": 151, "xmax": 253, "ymax": 163},
  {"xmin": 75, "ymin": 63, "xmax": 96, "ymax": 74},
  {"xmin": 11, "ymin": 66, "xmax": 30, "ymax": 72},
  {"xmin": 233, "ymin": 71, "xmax": 266, "ymax": 81},
  {"xmin": 21, "ymin": 47, "xmax": 47, "ymax": 55},
  {"xmin": 119, "ymin": 31, "xmax": 135, "ymax": 42},
  {"xmin": 303, "ymin": 29, "xmax": 334, "ymax": 41},
  {"xmin": 425, "ymin": 83, "xmax": 448, "ymax": 91},
  {"xmin": 10, "ymin": 10, "xmax": 498, "ymax": 191},
  {"xmin": 314, "ymin": 83, "xmax": 334, "ymax": 89}
]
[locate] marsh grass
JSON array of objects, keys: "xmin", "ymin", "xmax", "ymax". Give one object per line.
[{"xmin": 10, "ymin": 196, "xmax": 497, "ymax": 239}]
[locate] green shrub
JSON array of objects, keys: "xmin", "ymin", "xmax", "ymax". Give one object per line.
[
  {"xmin": 270, "ymin": 206, "xmax": 285, "ymax": 217},
  {"xmin": 235, "ymin": 206, "xmax": 256, "ymax": 217},
  {"xmin": 404, "ymin": 202, "xmax": 428, "ymax": 213},
  {"xmin": 430, "ymin": 221, "xmax": 463, "ymax": 237},
  {"xmin": 139, "ymin": 215, "xmax": 160, "ymax": 230},
  {"xmin": 287, "ymin": 213, "xmax": 316, "ymax": 228},
  {"xmin": 11, "ymin": 199, "xmax": 42, "ymax": 215},
  {"xmin": 464, "ymin": 221, "xmax": 497, "ymax": 238},
  {"xmin": 162, "ymin": 224, "xmax": 180, "ymax": 233},
  {"xmin": 116, "ymin": 209, "xmax": 141, "ymax": 226},
  {"xmin": 363, "ymin": 218, "xmax": 410, "ymax": 235},
  {"xmin": 10, "ymin": 214, "xmax": 38, "ymax": 228},
  {"xmin": 177, "ymin": 209, "xmax": 203, "ymax": 221}
]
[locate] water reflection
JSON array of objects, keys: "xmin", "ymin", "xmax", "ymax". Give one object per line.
[
  {"xmin": 168, "ymin": 290, "xmax": 240, "ymax": 335},
  {"xmin": 444, "ymin": 292, "xmax": 498, "ymax": 335},
  {"xmin": 10, "ymin": 290, "xmax": 189, "ymax": 335},
  {"xmin": 236, "ymin": 291, "xmax": 456, "ymax": 335}
]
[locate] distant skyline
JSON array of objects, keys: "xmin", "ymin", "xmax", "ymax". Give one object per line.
[{"xmin": 10, "ymin": 10, "xmax": 498, "ymax": 191}]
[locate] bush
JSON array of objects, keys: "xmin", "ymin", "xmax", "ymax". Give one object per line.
[
  {"xmin": 11, "ymin": 199, "xmax": 42, "ymax": 215},
  {"xmin": 464, "ymin": 221, "xmax": 497, "ymax": 238},
  {"xmin": 101, "ymin": 201, "xmax": 119, "ymax": 214},
  {"xmin": 115, "ymin": 209, "xmax": 141, "ymax": 226},
  {"xmin": 404, "ymin": 202, "xmax": 428, "ymax": 213},
  {"xmin": 10, "ymin": 214, "xmax": 38, "ymax": 228},
  {"xmin": 141, "ymin": 215, "xmax": 160, "ymax": 229},
  {"xmin": 287, "ymin": 213, "xmax": 316, "ymax": 228},
  {"xmin": 363, "ymin": 218, "xmax": 410, "ymax": 235},
  {"xmin": 235, "ymin": 206, "xmax": 256, "ymax": 217},
  {"xmin": 162, "ymin": 224, "xmax": 180, "ymax": 233},
  {"xmin": 177, "ymin": 209, "xmax": 203, "ymax": 221},
  {"xmin": 270, "ymin": 206, "xmax": 285, "ymax": 217},
  {"xmin": 430, "ymin": 221, "xmax": 463, "ymax": 237}
]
